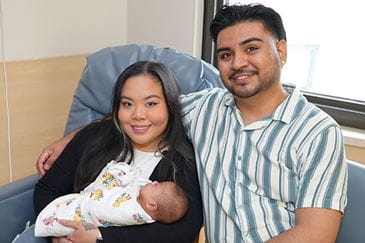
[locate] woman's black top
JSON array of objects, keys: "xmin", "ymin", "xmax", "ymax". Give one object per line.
[{"xmin": 34, "ymin": 120, "xmax": 202, "ymax": 243}]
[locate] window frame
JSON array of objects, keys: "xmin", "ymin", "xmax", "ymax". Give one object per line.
[{"xmin": 201, "ymin": 0, "xmax": 365, "ymax": 129}]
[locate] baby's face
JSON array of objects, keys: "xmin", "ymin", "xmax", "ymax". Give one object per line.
[{"xmin": 139, "ymin": 181, "xmax": 173, "ymax": 199}]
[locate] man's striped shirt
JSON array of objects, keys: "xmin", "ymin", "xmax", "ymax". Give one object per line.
[{"xmin": 180, "ymin": 88, "xmax": 347, "ymax": 243}]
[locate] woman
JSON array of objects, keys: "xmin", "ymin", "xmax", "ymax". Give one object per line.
[{"xmin": 34, "ymin": 61, "xmax": 202, "ymax": 243}]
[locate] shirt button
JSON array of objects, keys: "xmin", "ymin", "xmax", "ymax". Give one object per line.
[{"xmin": 238, "ymin": 156, "xmax": 242, "ymax": 160}]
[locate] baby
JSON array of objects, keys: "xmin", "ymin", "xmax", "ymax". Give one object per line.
[{"xmin": 35, "ymin": 161, "xmax": 188, "ymax": 237}]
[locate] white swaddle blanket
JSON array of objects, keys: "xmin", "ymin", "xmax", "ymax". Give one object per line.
[{"xmin": 35, "ymin": 161, "xmax": 155, "ymax": 237}]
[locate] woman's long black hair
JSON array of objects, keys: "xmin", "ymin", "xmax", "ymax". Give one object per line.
[{"xmin": 73, "ymin": 61, "xmax": 194, "ymax": 191}]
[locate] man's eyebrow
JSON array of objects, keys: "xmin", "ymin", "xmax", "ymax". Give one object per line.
[
  {"xmin": 217, "ymin": 37, "xmax": 264, "ymax": 53},
  {"xmin": 216, "ymin": 47, "xmax": 231, "ymax": 54},
  {"xmin": 240, "ymin": 37, "xmax": 263, "ymax": 45}
]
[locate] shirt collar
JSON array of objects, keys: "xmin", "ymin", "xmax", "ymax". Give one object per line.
[
  {"xmin": 224, "ymin": 88, "xmax": 307, "ymax": 125},
  {"xmin": 271, "ymin": 88, "xmax": 307, "ymax": 124},
  {"xmin": 224, "ymin": 91, "xmax": 236, "ymax": 107}
]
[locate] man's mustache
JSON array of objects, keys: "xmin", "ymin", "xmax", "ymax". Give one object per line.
[{"xmin": 229, "ymin": 68, "xmax": 258, "ymax": 79}]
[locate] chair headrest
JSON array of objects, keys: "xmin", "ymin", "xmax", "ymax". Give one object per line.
[{"xmin": 65, "ymin": 44, "xmax": 223, "ymax": 134}]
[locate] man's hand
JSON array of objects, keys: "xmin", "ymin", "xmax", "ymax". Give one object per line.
[
  {"xmin": 36, "ymin": 131, "xmax": 76, "ymax": 176},
  {"xmin": 59, "ymin": 220, "xmax": 101, "ymax": 243}
]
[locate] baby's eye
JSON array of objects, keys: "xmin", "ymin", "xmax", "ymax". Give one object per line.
[{"xmin": 146, "ymin": 102, "xmax": 158, "ymax": 107}]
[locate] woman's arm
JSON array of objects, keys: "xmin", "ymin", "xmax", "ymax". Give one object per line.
[
  {"xmin": 33, "ymin": 128, "xmax": 88, "ymax": 215},
  {"xmin": 34, "ymin": 127, "xmax": 106, "ymax": 243},
  {"xmin": 99, "ymin": 157, "xmax": 203, "ymax": 243}
]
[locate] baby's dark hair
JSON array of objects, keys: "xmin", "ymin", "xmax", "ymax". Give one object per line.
[{"xmin": 155, "ymin": 182, "xmax": 188, "ymax": 223}]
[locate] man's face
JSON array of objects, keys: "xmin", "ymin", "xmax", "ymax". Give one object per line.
[{"xmin": 216, "ymin": 21, "xmax": 287, "ymax": 99}]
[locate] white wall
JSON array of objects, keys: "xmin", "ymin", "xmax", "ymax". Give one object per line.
[
  {"xmin": 0, "ymin": 0, "xmax": 204, "ymax": 61},
  {"xmin": 1, "ymin": 0, "xmax": 127, "ymax": 61},
  {"xmin": 126, "ymin": 0, "xmax": 203, "ymax": 57}
]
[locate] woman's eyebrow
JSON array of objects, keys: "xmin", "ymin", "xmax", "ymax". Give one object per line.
[
  {"xmin": 121, "ymin": 94, "xmax": 162, "ymax": 100},
  {"xmin": 145, "ymin": 95, "xmax": 162, "ymax": 100},
  {"xmin": 120, "ymin": 96, "xmax": 132, "ymax": 100}
]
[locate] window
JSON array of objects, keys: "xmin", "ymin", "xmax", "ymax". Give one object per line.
[{"xmin": 202, "ymin": 0, "xmax": 365, "ymax": 129}]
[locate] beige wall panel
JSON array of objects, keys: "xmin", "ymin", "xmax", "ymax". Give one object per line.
[
  {"xmin": 0, "ymin": 65, "xmax": 10, "ymax": 185},
  {"xmin": 346, "ymin": 145, "xmax": 365, "ymax": 165},
  {"xmin": 1, "ymin": 55, "xmax": 86, "ymax": 184}
]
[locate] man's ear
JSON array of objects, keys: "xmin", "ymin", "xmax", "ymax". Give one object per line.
[{"xmin": 276, "ymin": 39, "xmax": 287, "ymax": 66}]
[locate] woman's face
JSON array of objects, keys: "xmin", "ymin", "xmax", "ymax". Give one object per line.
[{"xmin": 118, "ymin": 74, "xmax": 169, "ymax": 152}]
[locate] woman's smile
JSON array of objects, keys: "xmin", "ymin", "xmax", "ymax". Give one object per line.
[
  {"xmin": 131, "ymin": 124, "xmax": 151, "ymax": 134},
  {"xmin": 118, "ymin": 74, "xmax": 169, "ymax": 152}
]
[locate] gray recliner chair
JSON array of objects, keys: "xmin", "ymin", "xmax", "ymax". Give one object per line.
[
  {"xmin": 64, "ymin": 44, "xmax": 223, "ymax": 135},
  {"xmin": 336, "ymin": 160, "xmax": 365, "ymax": 243},
  {"xmin": 0, "ymin": 44, "xmax": 223, "ymax": 243}
]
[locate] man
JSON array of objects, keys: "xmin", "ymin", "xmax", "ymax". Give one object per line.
[
  {"xmin": 178, "ymin": 4, "xmax": 347, "ymax": 242},
  {"xmin": 37, "ymin": 4, "xmax": 347, "ymax": 242}
]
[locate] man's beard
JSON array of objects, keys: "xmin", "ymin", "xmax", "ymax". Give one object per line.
[
  {"xmin": 224, "ymin": 71, "xmax": 278, "ymax": 99},
  {"xmin": 226, "ymin": 83, "xmax": 260, "ymax": 99}
]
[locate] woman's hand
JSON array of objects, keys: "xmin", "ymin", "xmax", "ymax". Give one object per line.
[
  {"xmin": 36, "ymin": 132, "xmax": 76, "ymax": 175},
  {"xmin": 51, "ymin": 237, "xmax": 72, "ymax": 243},
  {"xmin": 59, "ymin": 220, "xmax": 101, "ymax": 243}
]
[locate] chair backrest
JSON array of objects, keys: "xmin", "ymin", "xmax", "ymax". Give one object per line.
[
  {"xmin": 336, "ymin": 160, "xmax": 365, "ymax": 243},
  {"xmin": 64, "ymin": 44, "xmax": 223, "ymax": 135}
]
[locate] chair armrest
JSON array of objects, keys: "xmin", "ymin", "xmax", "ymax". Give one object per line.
[
  {"xmin": 336, "ymin": 160, "xmax": 365, "ymax": 243},
  {"xmin": 0, "ymin": 174, "xmax": 39, "ymax": 243}
]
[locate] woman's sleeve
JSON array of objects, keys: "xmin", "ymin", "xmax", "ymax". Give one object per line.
[
  {"xmin": 99, "ymin": 159, "xmax": 203, "ymax": 243},
  {"xmin": 33, "ymin": 129, "xmax": 91, "ymax": 215}
]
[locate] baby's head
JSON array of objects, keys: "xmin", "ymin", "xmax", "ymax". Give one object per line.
[{"xmin": 137, "ymin": 181, "xmax": 188, "ymax": 223}]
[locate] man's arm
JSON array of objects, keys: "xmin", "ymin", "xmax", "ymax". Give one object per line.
[
  {"xmin": 36, "ymin": 129, "xmax": 79, "ymax": 175},
  {"xmin": 268, "ymin": 124, "xmax": 347, "ymax": 243},
  {"xmin": 266, "ymin": 208, "xmax": 342, "ymax": 243}
]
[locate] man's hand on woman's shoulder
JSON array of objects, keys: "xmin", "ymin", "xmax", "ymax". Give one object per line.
[{"xmin": 36, "ymin": 132, "xmax": 76, "ymax": 175}]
